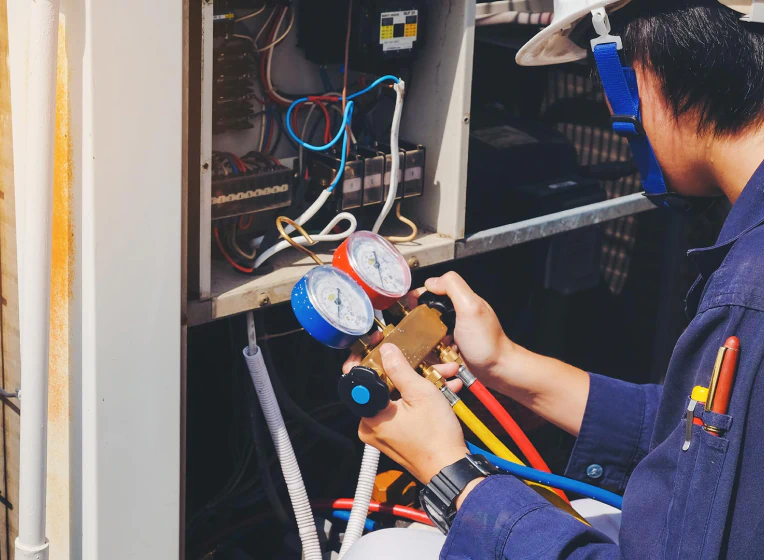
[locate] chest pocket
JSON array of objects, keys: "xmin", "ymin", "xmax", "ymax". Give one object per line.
[{"xmin": 664, "ymin": 404, "xmax": 734, "ymax": 560}]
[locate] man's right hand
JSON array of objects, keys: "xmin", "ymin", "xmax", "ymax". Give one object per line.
[{"xmin": 414, "ymin": 272, "xmax": 513, "ymax": 385}]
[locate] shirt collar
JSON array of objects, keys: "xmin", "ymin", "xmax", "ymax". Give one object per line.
[{"xmin": 688, "ymin": 158, "xmax": 764, "ymax": 278}]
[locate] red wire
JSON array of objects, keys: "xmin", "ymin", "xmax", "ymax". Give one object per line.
[
  {"xmin": 469, "ymin": 380, "xmax": 570, "ymax": 504},
  {"xmin": 239, "ymin": 215, "xmax": 253, "ymax": 230},
  {"xmin": 291, "ymin": 98, "xmax": 334, "ymax": 144},
  {"xmin": 214, "ymin": 228, "xmax": 254, "ymax": 274},
  {"xmin": 312, "ymin": 499, "xmax": 434, "ymax": 527}
]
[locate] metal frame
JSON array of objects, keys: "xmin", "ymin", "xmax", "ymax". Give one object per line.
[
  {"xmin": 455, "ymin": 193, "xmax": 655, "ymax": 258},
  {"xmin": 198, "ymin": 0, "xmax": 213, "ymax": 300}
]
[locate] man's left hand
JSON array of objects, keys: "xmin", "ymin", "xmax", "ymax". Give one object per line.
[{"xmin": 355, "ymin": 343, "xmax": 469, "ymax": 484}]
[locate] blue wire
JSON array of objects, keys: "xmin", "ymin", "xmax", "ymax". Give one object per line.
[
  {"xmin": 225, "ymin": 154, "xmax": 239, "ymax": 176},
  {"xmin": 286, "ymin": 100, "xmax": 353, "ymax": 152},
  {"xmin": 283, "ymin": 75, "xmax": 398, "ymax": 193},
  {"xmin": 332, "ymin": 510, "xmax": 377, "ymax": 532},
  {"xmin": 466, "ymin": 442, "xmax": 624, "ymax": 510},
  {"xmin": 319, "ymin": 66, "xmax": 334, "ymax": 92},
  {"xmin": 346, "ymin": 75, "xmax": 400, "ymax": 101}
]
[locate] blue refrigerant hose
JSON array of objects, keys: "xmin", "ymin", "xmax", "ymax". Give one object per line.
[
  {"xmin": 332, "ymin": 510, "xmax": 377, "ymax": 532},
  {"xmin": 466, "ymin": 442, "xmax": 623, "ymax": 510}
]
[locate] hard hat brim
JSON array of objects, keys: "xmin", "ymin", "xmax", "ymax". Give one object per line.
[{"xmin": 516, "ymin": 0, "xmax": 631, "ymax": 67}]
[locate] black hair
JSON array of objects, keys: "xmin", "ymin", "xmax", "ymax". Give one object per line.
[{"xmin": 592, "ymin": 0, "xmax": 764, "ymax": 137}]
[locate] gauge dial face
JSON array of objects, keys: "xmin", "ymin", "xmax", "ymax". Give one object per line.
[
  {"xmin": 306, "ymin": 266, "xmax": 374, "ymax": 336},
  {"xmin": 348, "ymin": 231, "xmax": 411, "ymax": 298}
]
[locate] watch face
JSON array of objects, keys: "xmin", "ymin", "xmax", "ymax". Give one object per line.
[{"xmin": 419, "ymin": 488, "xmax": 451, "ymax": 535}]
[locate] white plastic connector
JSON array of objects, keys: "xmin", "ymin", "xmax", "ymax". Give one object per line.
[
  {"xmin": 589, "ymin": 8, "xmax": 623, "ymax": 50},
  {"xmin": 741, "ymin": 0, "xmax": 764, "ymax": 23}
]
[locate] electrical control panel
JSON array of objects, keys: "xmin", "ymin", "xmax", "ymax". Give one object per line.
[{"xmin": 190, "ymin": 0, "xmax": 473, "ymax": 315}]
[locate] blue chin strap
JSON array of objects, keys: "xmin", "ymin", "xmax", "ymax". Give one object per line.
[{"xmin": 589, "ymin": 10, "xmax": 716, "ymax": 215}]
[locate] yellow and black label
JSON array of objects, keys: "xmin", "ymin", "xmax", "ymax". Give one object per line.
[{"xmin": 380, "ymin": 10, "xmax": 418, "ymax": 52}]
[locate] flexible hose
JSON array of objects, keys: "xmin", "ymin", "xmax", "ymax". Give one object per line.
[
  {"xmin": 338, "ymin": 445, "xmax": 380, "ymax": 557},
  {"xmin": 451, "ymin": 399, "xmax": 587, "ymax": 524},
  {"xmin": 243, "ymin": 346, "xmax": 323, "ymax": 560},
  {"xmin": 313, "ymin": 499, "xmax": 433, "ymax": 527},
  {"xmin": 451, "ymin": 400, "xmax": 523, "ymax": 465},
  {"xmin": 469, "ymin": 380, "xmax": 569, "ymax": 503},
  {"xmin": 332, "ymin": 510, "xmax": 377, "ymax": 532},
  {"xmin": 466, "ymin": 442, "xmax": 624, "ymax": 510},
  {"xmin": 372, "ymin": 80, "xmax": 405, "ymax": 234}
]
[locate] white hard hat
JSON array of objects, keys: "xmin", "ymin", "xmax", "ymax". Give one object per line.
[
  {"xmin": 516, "ymin": 0, "xmax": 632, "ymax": 66},
  {"xmin": 515, "ymin": 0, "xmax": 759, "ymax": 67}
]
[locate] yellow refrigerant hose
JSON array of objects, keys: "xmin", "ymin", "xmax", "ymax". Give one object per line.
[{"xmin": 451, "ymin": 399, "xmax": 589, "ymax": 525}]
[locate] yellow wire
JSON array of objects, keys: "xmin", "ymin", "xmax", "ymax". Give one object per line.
[{"xmin": 452, "ymin": 400, "xmax": 589, "ymax": 525}]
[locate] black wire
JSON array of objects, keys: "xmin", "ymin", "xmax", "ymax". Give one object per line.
[
  {"xmin": 255, "ymin": 315, "xmax": 359, "ymax": 467},
  {"xmin": 244, "ymin": 363, "xmax": 291, "ymax": 525},
  {"xmin": 231, "ymin": 318, "xmax": 291, "ymax": 525}
]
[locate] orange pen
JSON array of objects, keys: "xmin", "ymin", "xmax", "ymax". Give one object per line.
[{"xmin": 704, "ymin": 336, "xmax": 740, "ymax": 435}]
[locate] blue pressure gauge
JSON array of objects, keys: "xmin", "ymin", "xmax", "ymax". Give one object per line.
[{"xmin": 291, "ymin": 265, "xmax": 375, "ymax": 349}]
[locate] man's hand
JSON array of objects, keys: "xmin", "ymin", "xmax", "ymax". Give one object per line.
[
  {"xmin": 419, "ymin": 272, "xmax": 513, "ymax": 384},
  {"xmin": 358, "ymin": 344, "xmax": 469, "ymax": 484}
]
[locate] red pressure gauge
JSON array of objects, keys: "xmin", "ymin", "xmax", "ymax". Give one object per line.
[{"xmin": 333, "ymin": 231, "xmax": 412, "ymax": 310}]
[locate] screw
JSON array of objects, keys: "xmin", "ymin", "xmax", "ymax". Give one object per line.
[
  {"xmin": 258, "ymin": 293, "xmax": 270, "ymax": 307},
  {"xmin": 463, "ymin": 115, "xmax": 470, "ymax": 124},
  {"xmin": 202, "ymin": 162, "xmax": 209, "ymax": 170},
  {"xmin": 407, "ymin": 257, "xmax": 420, "ymax": 269}
]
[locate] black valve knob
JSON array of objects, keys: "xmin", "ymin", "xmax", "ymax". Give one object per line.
[
  {"xmin": 418, "ymin": 291, "xmax": 456, "ymax": 333},
  {"xmin": 338, "ymin": 366, "xmax": 391, "ymax": 418}
]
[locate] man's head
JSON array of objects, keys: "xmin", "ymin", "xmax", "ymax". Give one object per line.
[
  {"xmin": 607, "ymin": 1, "xmax": 764, "ymax": 197},
  {"xmin": 518, "ymin": 0, "xmax": 764, "ymax": 200}
]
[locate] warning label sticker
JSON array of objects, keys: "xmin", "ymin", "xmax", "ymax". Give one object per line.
[{"xmin": 380, "ymin": 10, "xmax": 418, "ymax": 52}]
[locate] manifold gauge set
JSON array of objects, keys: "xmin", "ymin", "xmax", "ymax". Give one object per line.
[
  {"xmin": 290, "ymin": 229, "xmax": 412, "ymax": 349},
  {"xmin": 285, "ymin": 219, "xmax": 458, "ymax": 418}
]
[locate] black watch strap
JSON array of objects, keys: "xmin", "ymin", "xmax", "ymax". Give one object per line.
[{"xmin": 420, "ymin": 454, "xmax": 497, "ymax": 534}]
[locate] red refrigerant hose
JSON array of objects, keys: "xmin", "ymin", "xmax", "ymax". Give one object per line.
[
  {"xmin": 312, "ymin": 499, "xmax": 434, "ymax": 527},
  {"xmin": 468, "ymin": 379, "xmax": 570, "ymax": 504}
]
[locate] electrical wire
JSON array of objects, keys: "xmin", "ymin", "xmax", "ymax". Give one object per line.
[
  {"xmin": 385, "ymin": 202, "xmax": 418, "ymax": 243},
  {"xmin": 342, "ymin": 0, "xmax": 353, "ymax": 157},
  {"xmin": 253, "ymin": 211, "xmax": 357, "ymax": 268},
  {"xmin": 230, "ymin": 223, "xmax": 257, "ymax": 261},
  {"xmin": 466, "ymin": 442, "xmax": 624, "ymax": 510},
  {"xmin": 257, "ymin": 320, "xmax": 359, "ymax": 470},
  {"xmin": 215, "ymin": 227, "xmax": 254, "ymax": 274},
  {"xmin": 235, "ymin": 2, "xmax": 266, "ymax": 22},
  {"xmin": 253, "ymin": 7, "xmax": 295, "ymax": 53},
  {"xmin": 372, "ymin": 80, "xmax": 405, "ymax": 234}
]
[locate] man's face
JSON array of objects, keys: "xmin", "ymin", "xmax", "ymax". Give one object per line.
[{"xmin": 628, "ymin": 65, "xmax": 722, "ymax": 198}]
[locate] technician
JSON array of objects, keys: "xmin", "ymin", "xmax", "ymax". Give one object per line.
[{"xmin": 344, "ymin": 0, "xmax": 764, "ymax": 557}]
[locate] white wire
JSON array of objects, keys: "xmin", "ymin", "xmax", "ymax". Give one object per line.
[
  {"xmin": 258, "ymin": 110, "xmax": 267, "ymax": 152},
  {"xmin": 264, "ymin": 8, "xmax": 294, "ymax": 106},
  {"xmin": 254, "ymin": 210, "xmax": 357, "ymax": 268},
  {"xmin": 253, "ymin": 5, "xmax": 277, "ymax": 48},
  {"xmin": 372, "ymin": 80, "xmax": 405, "ymax": 234}
]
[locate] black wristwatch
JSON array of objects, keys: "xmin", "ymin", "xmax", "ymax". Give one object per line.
[{"xmin": 419, "ymin": 454, "xmax": 498, "ymax": 534}]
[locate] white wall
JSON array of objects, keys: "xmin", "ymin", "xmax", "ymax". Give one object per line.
[{"xmin": 8, "ymin": 0, "xmax": 183, "ymax": 558}]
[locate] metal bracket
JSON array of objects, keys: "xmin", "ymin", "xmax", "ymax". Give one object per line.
[{"xmin": 0, "ymin": 388, "xmax": 19, "ymax": 400}]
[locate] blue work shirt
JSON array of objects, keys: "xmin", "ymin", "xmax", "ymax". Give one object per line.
[{"xmin": 442, "ymin": 161, "xmax": 764, "ymax": 559}]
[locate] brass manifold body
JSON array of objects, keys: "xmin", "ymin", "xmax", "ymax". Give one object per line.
[{"xmin": 351, "ymin": 302, "xmax": 461, "ymax": 391}]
